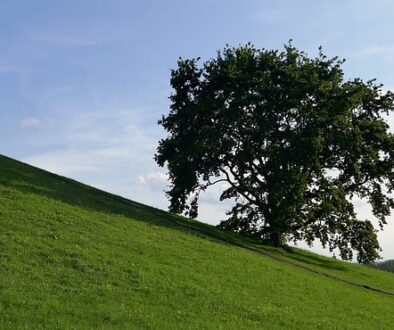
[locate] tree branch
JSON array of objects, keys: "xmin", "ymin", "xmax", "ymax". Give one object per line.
[{"xmin": 220, "ymin": 167, "xmax": 260, "ymax": 206}]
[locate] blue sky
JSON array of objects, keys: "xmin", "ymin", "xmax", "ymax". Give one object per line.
[{"xmin": 1, "ymin": 0, "xmax": 394, "ymax": 259}]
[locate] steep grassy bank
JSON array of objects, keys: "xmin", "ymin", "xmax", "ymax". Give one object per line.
[{"xmin": 1, "ymin": 154, "xmax": 393, "ymax": 329}]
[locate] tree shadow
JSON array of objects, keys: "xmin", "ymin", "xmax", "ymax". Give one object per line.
[{"xmin": 276, "ymin": 247, "xmax": 347, "ymax": 271}]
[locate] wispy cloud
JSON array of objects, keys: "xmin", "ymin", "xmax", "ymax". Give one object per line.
[
  {"xmin": 31, "ymin": 28, "xmax": 131, "ymax": 48},
  {"xmin": 24, "ymin": 150, "xmax": 100, "ymax": 175},
  {"xmin": 0, "ymin": 62, "xmax": 27, "ymax": 74},
  {"xmin": 140, "ymin": 171, "xmax": 169, "ymax": 185},
  {"xmin": 23, "ymin": 109, "xmax": 158, "ymax": 173},
  {"xmin": 356, "ymin": 45, "xmax": 394, "ymax": 63},
  {"xmin": 247, "ymin": 9, "xmax": 285, "ymax": 23},
  {"xmin": 21, "ymin": 108, "xmax": 167, "ymax": 209},
  {"xmin": 20, "ymin": 117, "xmax": 41, "ymax": 128}
]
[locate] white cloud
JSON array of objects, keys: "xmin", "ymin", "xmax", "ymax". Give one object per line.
[
  {"xmin": 24, "ymin": 150, "xmax": 101, "ymax": 176},
  {"xmin": 138, "ymin": 172, "xmax": 169, "ymax": 195},
  {"xmin": 95, "ymin": 147, "xmax": 133, "ymax": 159},
  {"xmin": 145, "ymin": 172, "xmax": 169, "ymax": 184},
  {"xmin": 248, "ymin": 9, "xmax": 285, "ymax": 23},
  {"xmin": 20, "ymin": 117, "xmax": 41, "ymax": 128},
  {"xmin": 356, "ymin": 45, "xmax": 394, "ymax": 63}
]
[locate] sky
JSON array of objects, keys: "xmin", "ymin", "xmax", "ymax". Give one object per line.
[{"xmin": 1, "ymin": 0, "xmax": 394, "ymax": 259}]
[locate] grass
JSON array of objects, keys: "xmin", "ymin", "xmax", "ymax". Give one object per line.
[{"xmin": 1, "ymin": 154, "xmax": 394, "ymax": 329}]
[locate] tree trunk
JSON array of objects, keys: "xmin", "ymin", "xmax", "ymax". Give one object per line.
[{"xmin": 269, "ymin": 231, "xmax": 285, "ymax": 246}]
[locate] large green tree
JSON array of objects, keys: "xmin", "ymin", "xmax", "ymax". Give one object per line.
[{"xmin": 155, "ymin": 43, "xmax": 394, "ymax": 263}]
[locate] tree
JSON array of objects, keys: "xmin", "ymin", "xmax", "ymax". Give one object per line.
[{"xmin": 155, "ymin": 42, "xmax": 394, "ymax": 263}]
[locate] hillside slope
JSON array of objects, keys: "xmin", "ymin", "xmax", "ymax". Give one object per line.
[{"xmin": 1, "ymin": 154, "xmax": 394, "ymax": 329}]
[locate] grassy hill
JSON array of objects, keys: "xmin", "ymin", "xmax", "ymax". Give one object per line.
[{"xmin": 1, "ymin": 154, "xmax": 394, "ymax": 329}]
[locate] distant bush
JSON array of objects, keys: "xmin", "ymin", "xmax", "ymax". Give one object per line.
[{"xmin": 373, "ymin": 260, "xmax": 394, "ymax": 273}]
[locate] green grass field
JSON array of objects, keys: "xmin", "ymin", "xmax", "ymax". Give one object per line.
[{"xmin": 1, "ymin": 154, "xmax": 394, "ymax": 329}]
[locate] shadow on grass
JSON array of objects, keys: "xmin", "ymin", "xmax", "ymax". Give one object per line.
[
  {"xmin": 1, "ymin": 154, "xmax": 346, "ymax": 272},
  {"xmin": 278, "ymin": 247, "xmax": 347, "ymax": 271}
]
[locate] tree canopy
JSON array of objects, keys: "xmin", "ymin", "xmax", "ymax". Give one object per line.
[{"xmin": 155, "ymin": 43, "xmax": 394, "ymax": 263}]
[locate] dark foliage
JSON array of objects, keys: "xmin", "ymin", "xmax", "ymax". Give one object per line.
[
  {"xmin": 155, "ymin": 43, "xmax": 394, "ymax": 263},
  {"xmin": 373, "ymin": 260, "xmax": 394, "ymax": 273}
]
